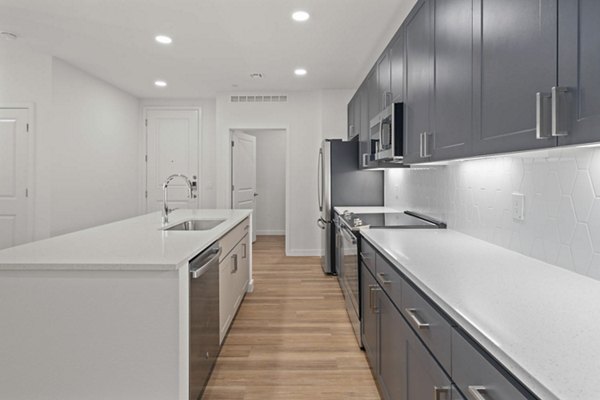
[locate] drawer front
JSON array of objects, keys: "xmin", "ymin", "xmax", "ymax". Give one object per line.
[
  {"xmin": 360, "ymin": 238, "xmax": 376, "ymax": 275},
  {"xmin": 452, "ymin": 331, "xmax": 533, "ymax": 400},
  {"xmin": 401, "ymin": 280, "xmax": 452, "ymax": 373},
  {"xmin": 220, "ymin": 217, "xmax": 250, "ymax": 261},
  {"xmin": 375, "ymin": 253, "xmax": 402, "ymax": 311}
]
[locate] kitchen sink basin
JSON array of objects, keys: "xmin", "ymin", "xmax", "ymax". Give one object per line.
[{"xmin": 164, "ymin": 219, "xmax": 226, "ymax": 231}]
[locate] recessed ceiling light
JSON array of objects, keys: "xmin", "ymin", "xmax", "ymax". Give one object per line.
[
  {"xmin": 0, "ymin": 31, "xmax": 18, "ymax": 40},
  {"xmin": 155, "ymin": 35, "xmax": 172, "ymax": 44},
  {"xmin": 294, "ymin": 68, "xmax": 307, "ymax": 76},
  {"xmin": 292, "ymin": 11, "xmax": 310, "ymax": 22},
  {"xmin": 154, "ymin": 80, "xmax": 167, "ymax": 87}
]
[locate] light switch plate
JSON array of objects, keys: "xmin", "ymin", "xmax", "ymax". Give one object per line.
[{"xmin": 512, "ymin": 193, "xmax": 525, "ymax": 221}]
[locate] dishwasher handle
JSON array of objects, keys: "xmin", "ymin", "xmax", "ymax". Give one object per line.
[{"xmin": 190, "ymin": 246, "xmax": 222, "ymax": 279}]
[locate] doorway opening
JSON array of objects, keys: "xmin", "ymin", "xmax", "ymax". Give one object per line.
[{"xmin": 230, "ymin": 129, "xmax": 287, "ymax": 247}]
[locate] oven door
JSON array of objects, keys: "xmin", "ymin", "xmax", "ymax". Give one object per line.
[{"xmin": 339, "ymin": 223, "xmax": 361, "ymax": 346}]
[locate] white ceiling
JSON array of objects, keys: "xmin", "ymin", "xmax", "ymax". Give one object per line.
[{"xmin": 0, "ymin": 0, "xmax": 411, "ymax": 98}]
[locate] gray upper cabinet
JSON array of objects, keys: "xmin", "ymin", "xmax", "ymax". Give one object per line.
[
  {"xmin": 404, "ymin": 0, "xmax": 433, "ymax": 164},
  {"xmin": 472, "ymin": 0, "xmax": 558, "ymax": 155},
  {"xmin": 347, "ymin": 93, "xmax": 358, "ymax": 140},
  {"xmin": 377, "ymin": 51, "xmax": 392, "ymax": 110},
  {"xmin": 558, "ymin": 0, "xmax": 600, "ymax": 146},
  {"xmin": 367, "ymin": 66, "xmax": 380, "ymax": 123},
  {"xmin": 430, "ymin": 0, "xmax": 473, "ymax": 160},
  {"xmin": 360, "ymin": 70, "xmax": 379, "ymax": 169},
  {"xmin": 389, "ymin": 29, "xmax": 404, "ymax": 103}
]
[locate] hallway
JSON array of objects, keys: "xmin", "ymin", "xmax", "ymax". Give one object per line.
[{"xmin": 203, "ymin": 235, "xmax": 380, "ymax": 399}]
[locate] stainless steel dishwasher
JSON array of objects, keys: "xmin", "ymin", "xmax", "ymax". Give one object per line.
[{"xmin": 189, "ymin": 242, "xmax": 221, "ymax": 400}]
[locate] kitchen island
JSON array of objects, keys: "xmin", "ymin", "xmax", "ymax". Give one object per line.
[{"xmin": 0, "ymin": 209, "xmax": 252, "ymax": 400}]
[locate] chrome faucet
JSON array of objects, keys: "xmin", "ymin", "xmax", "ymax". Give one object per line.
[{"xmin": 162, "ymin": 174, "xmax": 194, "ymax": 225}]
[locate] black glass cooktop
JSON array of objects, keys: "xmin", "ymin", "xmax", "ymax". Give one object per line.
[{"xmin": 340, "ymin": 211, "xmax": 446, "ymax": 230}]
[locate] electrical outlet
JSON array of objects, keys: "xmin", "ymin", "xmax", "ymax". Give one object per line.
[{"xmin": 512, "ymin": 193, "xmax": 525, "ymax": 221}]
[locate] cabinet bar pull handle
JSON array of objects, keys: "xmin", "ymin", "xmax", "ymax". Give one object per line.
[
  {"xmin": 535, "ymin": 92, "xmax": 552, "ymax": 139},
  {"xmin": 405, "ymin": 308, "xmax": 430, "ymax": 329},
  {"xmin": 419, "ymin": 132, "xmax": 424, "ymax": 158},
  {"xmin": 433, "ymin": 386, "xmax": 450, "ymax": 400},
  {"xmin": 423, "ymin": 132, "xmax": 432, "ymax": 157},
  {"xmin": 231, "ymin": 254, "xmax": 238, "ymax": 273},
  {"xmin": 551, "ymin": 86, "xmax": 569, "ymax": 137},
  {"xmin": 242, "ymin": 243, "xmax": 247, "ymax": 259},
  {"xmin": 467, "ymin": 386, "xmax": 488, "ymax": 400},
  {"xmin": 377, "ymin": 272, "xmax": 392, "ymax": 285},
  {"xmin": 369, "ymin": 284, "xmax": 380, "ymax": 312}
]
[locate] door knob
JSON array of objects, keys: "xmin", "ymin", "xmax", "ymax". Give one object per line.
[{"xmin": 254, "ymin": 193, "xmax": 259, "ymax": 197}]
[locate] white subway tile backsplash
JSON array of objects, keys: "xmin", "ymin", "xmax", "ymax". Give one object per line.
[{"xmin": 385, "ymin": 146, "xmax": 600, "ymax": 280}]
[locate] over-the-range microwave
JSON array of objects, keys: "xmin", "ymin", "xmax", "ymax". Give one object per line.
[{"xmin": 369, "ymin": 102, "xmax": 404, "ymax": 162}]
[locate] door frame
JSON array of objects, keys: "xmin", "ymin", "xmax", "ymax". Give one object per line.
[
  {"xmin": 141, "ymin": 106, "xmax": 202, "ymax": 213},
  {"xmin": 0, "ymin": 103, "xmax": 36, "ymax": 244},
  {"xmin": 228, "ymin": 127, "xmax": 290, "ymax": 254}
]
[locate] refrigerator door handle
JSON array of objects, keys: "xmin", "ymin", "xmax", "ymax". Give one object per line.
[{"xmin": 317, "ymin": 148, "xmax": 323, "ymax": 212}]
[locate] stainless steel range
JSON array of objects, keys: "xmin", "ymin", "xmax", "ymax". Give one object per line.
[{"xmin": 335, "ymin": 210, "xmax": 446, "ymax": 347}]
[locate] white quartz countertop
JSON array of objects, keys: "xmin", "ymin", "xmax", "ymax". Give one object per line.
[
  {"xmin": 361, "ymin": 228, "xmax": 600, "ymax": 400},
  {"xmin": 0, "ymin": 209, "xmax": 252, "ymax": 271},
  {"xmin": 333, "ymin": 206, "xmax": 400, "ymax": 214}
]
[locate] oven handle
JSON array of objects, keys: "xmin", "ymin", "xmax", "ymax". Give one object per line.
[{"xmin": 340, "ymin": 224, "xmax": 357, "ymax": 244}]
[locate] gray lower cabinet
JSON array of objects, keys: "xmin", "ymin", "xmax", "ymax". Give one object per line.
[
  {"xmin": 379, "ymin": 286, "xmax": 408, "ymax": 400},
  {"xmin": 452, "ymin": 330, "xmax": 533, "ymax": 400},
  {"xmin": 361, "ymin": 262, "xmax": 379, "ymax": 373},
  {"xmin": 403, "ymin": 0, "xmax": 433, "ymax": 164},
  {"xmin": 360, "ymin": 239, "xmax": 538, "ymax": 400},
  {"xmin": 558, "ymin": 0, "xmax": 600, "ymax": 146},
  {"xmin": 407, "ymin": 330, "xmax": 452, "ymax": 400},
  {"xmin": 472, "ymin": 0, "xmax": 558, "ymax": 155}
]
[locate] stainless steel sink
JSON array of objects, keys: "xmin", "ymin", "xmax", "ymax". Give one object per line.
[{"xmin": 164, "ymin": 219, "xmax": 226, "ymax": 231}]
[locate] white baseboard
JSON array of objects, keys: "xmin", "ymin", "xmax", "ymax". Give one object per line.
[
  {"xmin": 246, "ymin": 279, "xmax": 254, "ymax": 293},
  {"xmin": 285, "ymin": 249, "xmax": 322, "ymax": 257},
  {"xmin": 256, "ymin": 230, "xmax": 285, "ymax": 235}
]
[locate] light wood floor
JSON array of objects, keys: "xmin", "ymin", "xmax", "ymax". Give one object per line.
[{"xmin": 203, "ymin": 235, "xmax": 380, "ymax": 400}]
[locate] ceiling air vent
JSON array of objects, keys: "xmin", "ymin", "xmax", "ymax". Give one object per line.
[{"xmin": 230, "ymin": 95, "xmax": 288, "ymax": 103}]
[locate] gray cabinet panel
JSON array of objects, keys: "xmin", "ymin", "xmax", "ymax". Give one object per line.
[
  {"xmin": 379, "ymin": 292, "xmax": 407, "ymax": 400},
  {"xmin": 402, "ymin": 279, "xmax": 452, "ymax": 374},
  {"xmin": 452, "ymin": 331, "xmax": 534, "ymax": 400},
  {"xmin": 375, "ymin": 253, "xmax": 402, "ymax": 310},
  {"xmin": 358, "ymin": 82, "xmax": 373, "ymax": 168},
  {"xmin": 361, "ymin": 263, "xmax": 378, "ymax": 374},
  {"xmin": 558, "ymin": 0, "xmax": 600, "ymax": 146},
  {"xmin": 360, "ymin": 239, "xmax": 376, "ymax": 275},
  {"xmin": 347, "ymin": 95, "xmax": 357, "ymax": 140},
  {"xmin": 367, "ymin": 67, "xmax": 380, "ymax": 123},
  {"xmin": 407, "ymin": 327, "xmax": 452, "ymax": 400},
  {"xmin": 390, "ymin": 29, "xmax": 405, "ymax": 103},
  {"xmin": 404, "ymin": 0, "xmax": 433, "ymax": 163},
  {"xmin": 378, "ymin": 52, "xmax": 391, "ymax": 110},
  {"xmin": 431, "ymin": 0, "xmax": 473, "ymax": 160},
  {"xmin": 472, "ymin": 0, "xmax": 558, "ymax": 155}
]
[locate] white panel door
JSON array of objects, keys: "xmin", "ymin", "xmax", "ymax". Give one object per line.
[
  {"xmin": 146, "ymin": 109, "xmax": 200, "ymax": 212},
  {"xmin": 231, "ymin": 131, "xmax": 256, "ymax": 242},
  {"xmin": 0, "ymin": 109, "xmax": 31, "ymax": 250}
]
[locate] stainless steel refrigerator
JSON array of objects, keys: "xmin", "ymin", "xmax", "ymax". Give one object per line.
[{"xmin": 317, "ymin": 139, "xmax": 383, "ymax": 274}]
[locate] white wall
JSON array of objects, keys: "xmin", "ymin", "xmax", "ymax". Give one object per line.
[
  {"xmin": 0, "ymin": 41, "xmax": 53, "ymax": 239},
  {"xmin": 216, "ymin": 90, "xmax": 352, "ymax": 255},
  {"xmin": 139, "ymin": 99, "xmax": 217, "ymax": 209},
  {"xmin": 50, "ymin": 59, "xmax": 140, "ymax": 235},
  {"xmin": 385, "ymin": 146, "xmax": 600, "ymax": 280},
  {"xmin": 0, "ymin": 41, "xmax": 142, "ymax": 239},
  {"xmin": 245, "ymin": 130, "xmax": 286, "ymax": 235}
]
